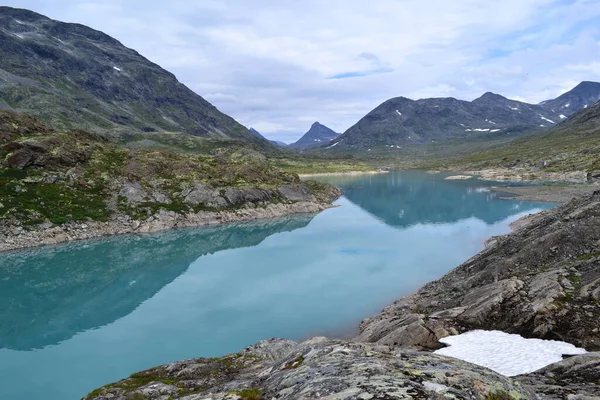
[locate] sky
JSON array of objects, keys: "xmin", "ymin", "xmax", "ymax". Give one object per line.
[{"xmin": 5, "ymin": 0, "xmax": 600, "ymax": 143}]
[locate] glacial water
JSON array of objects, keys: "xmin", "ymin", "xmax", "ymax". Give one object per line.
[{"xmin": 0, "ymin": 170, "xmax": 553, "ymax": 400}]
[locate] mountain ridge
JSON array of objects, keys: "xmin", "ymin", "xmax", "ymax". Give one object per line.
[
  {"xmin": 0, "ymin": 6, "xmax": 265, "ymax": 145},
  {"xmin": 323, "ymin": 82, "xmax": 600, "ymax": 151}
]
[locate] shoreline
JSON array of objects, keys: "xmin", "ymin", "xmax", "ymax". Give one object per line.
[
  {"xmin": 490, "ymin": 184, "xmax": 598, "ymax": 203},
  {"xmin": 298, "ymin": 170, "xmax": 388, "ymax": 178},
  {"xmin": 0, "ymin": 201, "xmax": 332, "ymax": 253}
]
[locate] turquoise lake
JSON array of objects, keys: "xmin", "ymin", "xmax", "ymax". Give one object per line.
[{"xmin": 0, "ymin": 171, "xmax": 553, "ymax": 400}]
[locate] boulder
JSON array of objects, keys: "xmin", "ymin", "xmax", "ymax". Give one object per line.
[
  {"xmin": 183, "ymin": 184, "xmax": 228, "ymax": 208},
  {"xmin": 277, "ymin": 184, "xmax": 317, "ymax": 202}
]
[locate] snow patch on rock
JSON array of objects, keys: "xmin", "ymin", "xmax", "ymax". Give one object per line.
[{"xmin": 434, "ymin": 330, "xmax": 587, "ymax": 377}]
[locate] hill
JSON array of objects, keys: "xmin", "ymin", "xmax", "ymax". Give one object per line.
[{"xmin": 0, "ymin": 6, "xmax": 263, "ymax": 145}]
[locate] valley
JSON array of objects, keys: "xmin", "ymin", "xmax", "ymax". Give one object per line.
[{"xmin": 0, "ymin": 4, "xmax": 599, "ymax": 400}]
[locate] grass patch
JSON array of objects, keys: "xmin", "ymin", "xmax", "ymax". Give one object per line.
[
  {"xmin": 485, "ymin": 390, "xmax": 517, "ymax": 400},
  {"xmin": 237, "ymin": 388, "xmax": 263, "ymax": 400}
]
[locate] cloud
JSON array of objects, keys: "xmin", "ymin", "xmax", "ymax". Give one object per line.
[{"xmin": 4, "ymin": 0, "xmax": 600, "ymax": 141}]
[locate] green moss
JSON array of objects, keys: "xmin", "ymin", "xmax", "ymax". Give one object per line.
[
  {"xmin": 283, "ymin": 354, "xmax": 304, "ymax": 370},
  {"xmin": 575, "ymin": 251, "xmax": 600, "ymax": 261},
  {"xmin": 485, "ymin": 390, "xmax": 517, "ymax": 400}
]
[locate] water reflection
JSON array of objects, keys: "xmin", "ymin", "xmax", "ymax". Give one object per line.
[
  {"xmin": 316, "ymin": 171, "xmax": 530, "ymax": 227},
  {"xmin": 0, "ymin": 215, "xmax": 314, "ymax": 350}
]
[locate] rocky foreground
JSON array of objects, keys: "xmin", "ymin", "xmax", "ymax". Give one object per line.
[
  {"xmin": 84, "ymin": 193, "xmax": 600, "ymax": 399},
  {"xmin": 84, "ymin": 337, "xmax": 599, "ymax": 400}
]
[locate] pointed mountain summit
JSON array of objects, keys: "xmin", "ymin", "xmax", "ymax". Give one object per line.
[
  {"xmin": 540, "ymin": 81, "xmax": 600, "ymax": 117},
  {"xmin": 0, "ymin": 6, "xmax": 259, "ymax": 143},
  {"xmin": 290, "ymin": 122, "xmax": 340, "ymax": 149}
]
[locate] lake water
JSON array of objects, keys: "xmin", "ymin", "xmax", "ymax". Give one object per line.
[{"xmin": 0, "ymin": 170, "xmax": 553, "ymax": 400}]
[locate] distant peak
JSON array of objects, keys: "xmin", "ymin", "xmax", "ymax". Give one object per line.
[
  {"xmin": 472, "ymin": 92, "xmax": 508, "ymax": 103},
  {"xmin": 574, "ymin": 81, "xmax": 600, "ymax": 89},
  {"xmin": 311, "ymin": 121, "xmax": 322, "ymax": 127}
]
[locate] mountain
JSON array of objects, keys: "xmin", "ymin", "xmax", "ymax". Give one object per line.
[
  {"xmin": 540, "ymin": 81, "xmax": 600, "ymax": 117},
  {"xmin": 0, "ymin": 6, "xmax": 261, "ymax": 143},
  {"xmin": 326, "ymin": 82, "xmax": 600, "ymax": 151},
  {"xmin": 290, "ymin": 121, "xmax": 340, "ymax": 149},
  {"xmin": 250, "ymin": 127, "xmax": 288, "ymax": 146},
  {"xmin": 444, "ymin": 100, "xmax": 600, "ymax": 178}
]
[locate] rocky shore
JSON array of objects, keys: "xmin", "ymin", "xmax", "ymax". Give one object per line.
[
  {"xmin": 491, "ymin": 184, "xmax": 599, "ymax": 204},
  {"xmin": 0, "ymin": 200, "xmax": 334, "ymax": 253},
  {"xmin": 84, "ymin": 337, "xmax": 599, "ymax": 400},
  {"xmin": 356, "ymin": 191, "xmax": 600, "ymax": 351}
]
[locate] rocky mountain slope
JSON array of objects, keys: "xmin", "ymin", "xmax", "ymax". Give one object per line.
[
  {"xmin": 290, "ymin": 121, "xmax": 339, "ymax": 149},
  {"xmin": 443, "ymin": 100, "xmax": 600, "ymax": 181},
  {"xmin": 0, "ymin": 7, "xmax": 263, "ymax": 144},
  {"xmin": 326, "ymin": 82, "xmax": 599, "ymax": 151},
  {"xmin": 0, "ymin": 111, "xmax": 340, "ymax": 251},
  {"xmin": 357, "ymin": 191, "xmax": 600, "ymax": 351},
  {"xmin": 540, "ymin": 81, "xmax": 600, "ymax": 117}
]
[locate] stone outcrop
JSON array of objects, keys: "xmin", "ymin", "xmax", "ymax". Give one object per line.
[
  {"xmin": 84, "ymin": 337, "xmax": 538, "ymax": 400},
  {"xmin": 516, "ymin": 352, "xmax": 600, "ymax": 399},
  {"xmin": 357, "ymin": 191, "xmax": 600, "ymax": 351}
]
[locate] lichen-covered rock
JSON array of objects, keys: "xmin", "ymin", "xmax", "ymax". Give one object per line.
[
  {"xmin": 277, "ymin": 184, "xmax": 317, "ymax": 202},
  {"xmin": 516, "ymin": 352, "xmax": 600, "ymax": 399},
  {"xmin": 183, "ymin": 184, "xmax": 228, "ymax": 208},
  {"xmin": 83, "ymin": 337, "xmax": 536, "ymax": 400},
  {"xmin": 357, "ymin": 192, "xmax": 600, "ymax": 351}
]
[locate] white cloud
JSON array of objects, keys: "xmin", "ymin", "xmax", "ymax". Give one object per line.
[{"xmin": 5, "ymin": 0, "xmax": 600, "ymax": 141}]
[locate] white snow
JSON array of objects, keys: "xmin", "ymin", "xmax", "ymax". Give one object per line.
[
  {"xmin": 325, "ymin": 141, "xmax": 340, "ymax": 149},
  {"xmin": 560, "ymin": 114, "xmax": 567, "ymax": 119},
  {"xmin": 434, "ymin": 330, "xmax": 587, "ymax": 377},
  {"xmin": 540, "ymin": 124, "xmax": 546, "ymax": 127},
  {"xmin": 584, "ymin": 104, "xmax": 589, "ymax": 108},
  {"xmin": 539, "ymin": 115, "xmax": 555, "ymax": 124},
  {"xmin": 564, "ymin": 103, "xmax": 571, "ymax": 108},
  {"xmin": 485, "ymin": 119, "xmax": 497, "ymax": 124},
  {"xmin": 508, "ymin": 106, "xmax": 519, "ymax": 111},
  {"xmin": 465, "ymin": 129, "xmax": 473, "ymax": 132},
  {"xmin": 395, "ymin": 110, "xmax": 402, "ymax": 116},
  {"xmin": 113, "ymin": 66, "xmax": 122, "ymax": 71},
  {"xmin": 490, "ymin": 129, "xmax": 501, "ymax": 132},
  {"xmin": 473, "ymin": 128, "xmax": 490, "ymax": 132},
  {"xmin": 313, "ymin": 139, "xmax": 321, "ymax": 142},
  {"xmin": 396, "ymin": 145, "xmax": 402, "ymax": 149},
  {"xmin": 459, "ymin": 123, "xmax": 467, "ymax": 127}
]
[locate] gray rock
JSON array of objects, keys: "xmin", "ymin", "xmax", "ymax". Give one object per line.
[
  {"xmin": 183, "ymin": 184, "xmax": 228, "ymax": 208},
  {"xmin": 223, "ymin": 188, "xmax": 272, "ymax": 205},
  {"xmin": 277, "ymin": 184, "xmax": 317, "ymax": 202},
  {"xmin": 119, "ymin": 180, "xmax": 149, "ymax": 203},
  {"xmin": 517, "ymin": 352, "xmax": 600, "ymax": 399},
  {"xmin": 83, "ymin": 337, "xmax": 536, "ymax": 400}
]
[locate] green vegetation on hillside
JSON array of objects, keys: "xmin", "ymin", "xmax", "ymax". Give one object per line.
[{"xmin": 0, "ymin": 112, "xmax": 340, "ymax": 228}]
